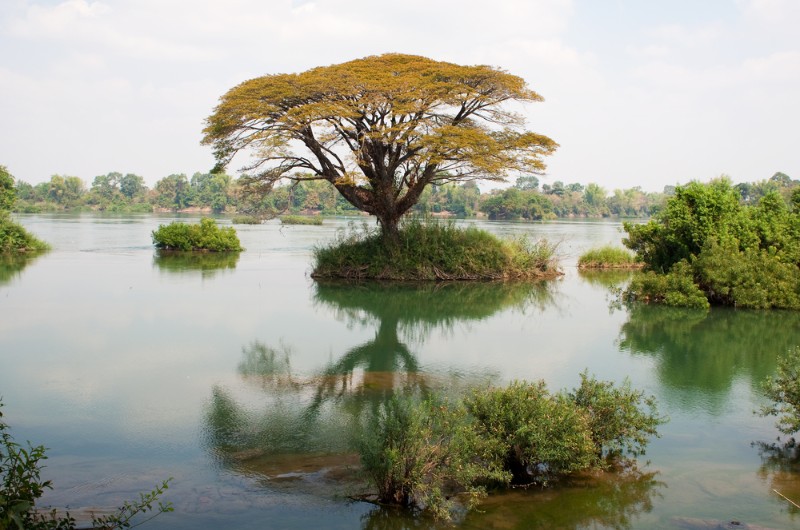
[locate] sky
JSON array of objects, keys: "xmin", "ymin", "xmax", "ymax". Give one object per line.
[{"xmin": 1, "ymin": 0, "xmax": 798, "ymax": 192}]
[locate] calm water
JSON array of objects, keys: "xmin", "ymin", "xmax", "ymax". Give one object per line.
[{"xmin": 1, "ymin": 213, "xmax": 799, "ymax": 529}]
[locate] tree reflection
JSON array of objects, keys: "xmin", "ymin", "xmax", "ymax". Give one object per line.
[
  {"xmin": 577, "ymin": 269, "xmax": 635, "ymax": 289},
  {"xmin": 152, "ymin": 249, "xmax": 239, "ymax": 278},
  {"xmin": 755, "ymin": 440, "xmax": 800, "ymax": 518},
  {"xmin": 357, "ymin": 469, "xmax": 664, "ymax": 530},
  {"xmin": 618, "ymin": 305, "xmax": 800, "ymax": 414},
  {"xmin": 0, "ymin": 252, "xmax": 46, "ymax": 286},
  {"xmin": 461, "ymin": 469, "xmax": 663, "ymax": 530},
  {"xmin": 204, "ymin": 281, "xmax": 559, "ymax": 468}
]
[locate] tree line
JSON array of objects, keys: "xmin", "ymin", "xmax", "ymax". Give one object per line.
[{"xmin": 11, "ymin": 170, "xmax": 798, "ymax": 220}]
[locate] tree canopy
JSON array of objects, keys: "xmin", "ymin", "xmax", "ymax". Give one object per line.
[{"xmin": 202, "ymin": 53, "xmax": 557, "ymax": 238}]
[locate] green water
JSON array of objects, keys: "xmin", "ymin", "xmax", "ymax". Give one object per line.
[{"xmin": 1, "ymin": 213, "xmax": 798, "ymax": 529}]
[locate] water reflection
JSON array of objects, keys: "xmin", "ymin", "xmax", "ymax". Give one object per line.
[
  {"xmin": 152, "ymin": 249, "xmax": 239, "ymax": 277},
  {"xmin": 204, "ymin": 281, "xmax": 559, "ymax": 477},
  {"xmin": 459, "ymin": 469, "xmax": 663, "ymax": 530},
  {"xmin": 0, "ymin": 252, "xmax": 46, "ymax": 286},
  {"xmin": 618, "ymin": 305, "xmax": 800, "ymax": 413},
  {"xmin": 577, "ymin": 268, "xmax": 635, "ymax": 289},
  {"xmin": 756, "ymin": 440, "xmax": 800, "ymax": 518}
]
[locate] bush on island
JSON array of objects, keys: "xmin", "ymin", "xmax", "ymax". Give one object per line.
[
  {"xmin": 151, "ymin": 218, "xmax": 243, "ymax": 251},
  {"xmin": 313, "ymin": 219, "xmax": 560, "ymax": 281}
]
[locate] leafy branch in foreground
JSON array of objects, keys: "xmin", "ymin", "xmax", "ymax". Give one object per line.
[
  {"xmin": 761, "ymin": 348, "xmax": 800, "ymax": 436},
  {"xmin": 0, "ymin": 400, "xmax": 173, "ymax": 530}
]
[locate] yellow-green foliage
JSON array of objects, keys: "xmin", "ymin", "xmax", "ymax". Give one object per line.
[
  {"xmin": 203, "ymin": 54, "xmax": 557, "ymax": 238},
  {"xmin": 151, "ymin": 218, "xmax": 243, "ymax": 251},
  {"xmin": 578, "ymin": 246, "xmax": 641, "ymax": 269}
]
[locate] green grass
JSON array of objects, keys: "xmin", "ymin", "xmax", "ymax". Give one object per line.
[
  {"xmin": 312, "ymin": 219, "xmax": 561, "ymax": 280},
  {"xmin": 280, "ymin": 215, "xmax": 323, "ymax": 225},
  {"xmin": 578, "ymin": 246, "xmax": 641, "ymax": 269},
  {"xmin": 0, "ymin": 214, "xmax": 50, "ymax": 253}
]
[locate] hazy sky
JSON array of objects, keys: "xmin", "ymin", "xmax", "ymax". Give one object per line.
[{"xmin": 1, "ymin": 0, "xmax": 798, "ymax": 191}]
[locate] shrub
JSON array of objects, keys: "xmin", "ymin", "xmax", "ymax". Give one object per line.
[
  {"xmin": 693, "ymin": 238, "xmax": 800, "ymax": 309},
  {"xmin": 568, "ymin": 371, "xmax": 664, "ymax": 461},
  {"xmin": 624, "ymin": 261, "xmax": 710, "ymax": 310},
  {"xmin": 231, "ymin": 215, "xmax": 261, "ymax": 225},
  {"xmin": 280, "ymin": 215, "xmax": 323, "ymax": 225},
  {"xmin": 312, "ymin": 218, "xmax": 560, "ymax": 280},
  {"xmin": 578, "ymin": 246, "xmax": 642, "ymax": 269},
  {"xmin": 0, "ymin": 214, "xmax": 50, "ymax": 253},
  {"xmin": 623, "ymin": 179, "xmax": 800, "ymax": 309},
  {"xmin": 357, "ymin": 376, "xmax": 664, "ymax": 519},
  {"xmin": 358, "ymin": 395, "xmax": 508, "ymax": 520},
  {"xmin": 0, "ymin": 400, "xmax": 172, "ymax": 529},
  {"xmin": 151, "ymin": 218, "xmax": 243, "ymax": 251},
  {"xmin": 761, "ymin": 348, "xmax": 800, "ymax": 435},
  {"xmin": 465, "ymin": 381, "xmax": 596, "ymax": 485}
]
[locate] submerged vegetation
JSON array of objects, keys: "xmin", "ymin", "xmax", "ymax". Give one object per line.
[
  {"xmin": 0, "ymin": 400, "xmax": 172, "ymax": 529},
  {"xmin": 151, "ymin": 218, "xmax": 243, "ymax": 252},
  {"xmin": 312, "ymin": 219, "xmax": 560, "ymax": 280},
  {"xmin": 623, "ymin": 178, "xmax": 800, "ymax": 309},
  {"xmin": 358, "ymin": 375, "xmax": 664, "ymax": 520}
]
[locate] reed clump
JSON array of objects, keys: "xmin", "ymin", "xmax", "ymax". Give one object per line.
[{"xmin": 312, "ymin": 219, "xmax": 561, "ymax": 280}]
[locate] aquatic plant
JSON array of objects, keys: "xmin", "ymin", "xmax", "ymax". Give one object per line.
[
  {"xmin": 151, "ymin": 217, "xmax": 243, "ymax": 251},
  {"xmin": 578, "ymin": 246, "xmax": 641, "ymax": 269}
]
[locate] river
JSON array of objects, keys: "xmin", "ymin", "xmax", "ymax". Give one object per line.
[{"xmin": 1, "ymin": 213, "xmax": 798, "ymax": 529}]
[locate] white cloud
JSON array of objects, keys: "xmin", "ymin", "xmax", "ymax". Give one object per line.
[{"xmin": 0, "ymin": 0, "xmax": 798, "ymax": 189}]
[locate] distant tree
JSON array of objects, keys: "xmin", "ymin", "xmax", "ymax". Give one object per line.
[
  {"xmin": 154, "ymin": 174, "xmax": 190, "ymax": 210},
  {"xmin": 583, "ymin": 183, "xmax": 607, "ymax": 208},
  {"xmin": 203, "ymin": 53, "xmax": 557, "ymax": 241},
  {"xmin": 514, "ymin": 175, "xmax": 540, "ymax": 191},
  {"xmin": 47, "ymin": 175, "xmax": 85, "ymax": 206},
  {"xmin": 120, "ymin": 173, "xmax": 147, "ymax": 200},
  {"xmin": 770, "ymin": 172, "xmax": 793, "ymax": 188},
  {"xmin": 189, "ymin": 172, "xmax": 231, "ymax": 213}
]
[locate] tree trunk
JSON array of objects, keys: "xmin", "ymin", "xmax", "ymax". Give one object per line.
[{"xmin": 376, "ymin": 210, "xmax": 401, "ymax": 246}]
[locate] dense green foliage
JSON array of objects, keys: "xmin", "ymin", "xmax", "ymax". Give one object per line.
[
  {"xmin": 0, "ymin": 216, "xmax": 50, "ymax": 253},
  {"xmin": 466, "ymin": 381, "xmax": 597, "ymax": 485},
  {"xmin": 762, "ymin": 348, "xmax": 800, "ymax": 435},
  {"xmin": 151, "ymin": 218, "xmax": 243, "ymax": 251},
  {"xmin": 358, "ymin": 376, "xmax": 664, "ymax": 519},
  {"xmin": 0, "ymin": 166, "xmax": 50, "ymax": 253},
  {"xmin": 312, "ymin": 219, "xmax": 560, "ymax": 280},
  {"xmin": 624, "ymin": 178, "xmax": 800, "ymax": 309},
  {"xmin": 578, "ymin": 246, "xmax": 641, "ymax": 269},
  {"xmin": 0, "ymin": 166, "xmax": 16, "ymax": 212},
  {"xmin": 0, "ymin": 400, "xmax": 172, "ymax": 529},
  {"xmin": 359, "ymin": 396, "xmax": 508, "ymax": 519}
]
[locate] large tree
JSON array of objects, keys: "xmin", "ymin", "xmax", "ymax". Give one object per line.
[{"xmin": 203, "ymin": 53, "xmax": 557, "ymax": 239}]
